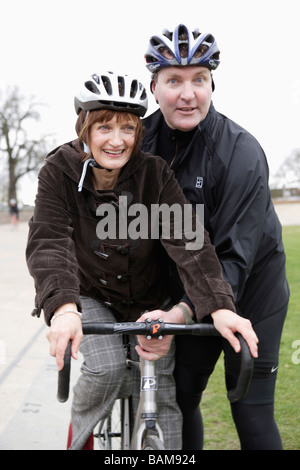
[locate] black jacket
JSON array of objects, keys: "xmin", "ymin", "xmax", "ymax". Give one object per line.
[{"xmin": 142, "ymin": 104, "xmax": 289, "ymax": 322}]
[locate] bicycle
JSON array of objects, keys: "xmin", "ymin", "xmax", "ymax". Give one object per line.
[{"xmin": 57, "ymin": 319, "xmax": 254, "ymax": 450}]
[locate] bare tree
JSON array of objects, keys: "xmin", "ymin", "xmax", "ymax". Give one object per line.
[
  {"xmin": 272, "ymin": 148, "xmax": 300, "ymax": 189},
  {"xmin": 0, "ymin": 86, "xmax": 51, "ymax": 203}
]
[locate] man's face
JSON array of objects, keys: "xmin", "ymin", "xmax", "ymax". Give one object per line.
[{"xmin": 152, "ymin": 66, "xmax": 213, "ymax": 131}]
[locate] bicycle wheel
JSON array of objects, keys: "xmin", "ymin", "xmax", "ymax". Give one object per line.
[
  {"xmin": 142, "ymin": 434, "xmax": 165, "ymax": 450},
  {"xmin": 95, "ymin": 399, "xmax": 122, "ymax": 450}
]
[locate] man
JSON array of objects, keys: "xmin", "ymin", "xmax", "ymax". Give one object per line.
[{"xmin": 141, "ymin": 24, "xmax": 289, "ymax": 450}]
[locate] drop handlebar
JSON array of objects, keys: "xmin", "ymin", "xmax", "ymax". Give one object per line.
[{"xmin": 57, "ymin": 320, "xmax": 254, "ymax": 404}]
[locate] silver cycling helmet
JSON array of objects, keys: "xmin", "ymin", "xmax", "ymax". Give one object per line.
[
  {"xmin": 145, "ymin": 24, "xmax": 220, "ymax": 73},
  {"xmin": 74, "ymin": 71, "xmax": 148, "ymax": 117}
]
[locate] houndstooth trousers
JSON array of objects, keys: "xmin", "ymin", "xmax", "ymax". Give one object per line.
[{"xmin": 69, "ymin": 296, "xmax": 182, "ymax": 450}]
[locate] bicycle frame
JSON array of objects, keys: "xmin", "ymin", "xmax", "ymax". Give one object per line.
[{"xmin": 130, "ymin": 357, "xmax": 164, "ymax": 449}]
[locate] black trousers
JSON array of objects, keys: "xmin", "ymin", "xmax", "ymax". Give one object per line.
[{"xmin": 174, "ymin": 304, "xmax": 288, "ymax": 449}]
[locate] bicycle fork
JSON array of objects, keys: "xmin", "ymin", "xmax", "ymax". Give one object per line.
[{"xmin": 130, "ymin": 357, "xmax": 164, "ymax": 450}]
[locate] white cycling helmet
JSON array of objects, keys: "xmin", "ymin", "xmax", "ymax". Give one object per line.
[
  {"xmin": 145, "ymin": 24, "xmax": 220, "ymax": 73},
  {"xmin": 74, "ymin": 71, "xmax": 148, "ymax": 117}
]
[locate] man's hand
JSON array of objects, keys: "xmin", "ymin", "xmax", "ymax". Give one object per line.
[{"xmin": 211, "ymin": 309, "xmax": 259, "ymax": 358}]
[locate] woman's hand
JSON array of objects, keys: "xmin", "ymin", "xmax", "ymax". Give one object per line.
[
  {"xmin": 46, "ymin": 303, "xmax": 83, "ymax": 370},
  {"xmin": 211, "ymin": 309, "xmax": 259, "ymax": 358},
  {"xmin": 135, "ymin": 304, "xmax": 190, "ymax": 361}
]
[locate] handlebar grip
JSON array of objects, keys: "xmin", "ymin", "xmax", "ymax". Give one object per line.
[
  {"xmin": 162, "ymin": 325, "xmax": 253, "ymax": 402},
  {"xmin": 227, "ymin": 333, "xmax": 254, "ymax": 403},
  {"xmin": 57, "ymin": 341, "xmax": 71, "ymax": 403}
]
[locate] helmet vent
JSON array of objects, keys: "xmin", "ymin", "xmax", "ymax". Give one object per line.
[
  {"xmin": 130, "ymin": 80, "xmax": 138, "ymax": 98},
  {"xmin": 140, "ymin": 85, "xmax": 147, "ymax": 101},
  {"xmin": 150, "ymin": 37, "xmax": 161, "ymax": 47},
  {"xmin": 178, "ymin": 24, "xmax": 188, "ymax": 37},
  {"xmin": 118, "ymin": 76, "xmax": 125, "ymax": 96},
  {"xmin": 192, "ymin": 29, "xmax": 201, "ymax": 39},
  {"xmin": 194, "ymin": 44, "xmax": 209, "ymax": 58},
  {"xmin": 162, "ymin": 29, "xmax": 173, "ymax": 40},
  {"xmin": 101, "ymin": 76, "xmax": 112, "ymax": 95},
  {"xmin": 84, "ymin": 81, "xmax": 100, "ymax": 95},
  {"xmin": 204, "ymin": 34, "xmax": 214, "ymax": 45}
]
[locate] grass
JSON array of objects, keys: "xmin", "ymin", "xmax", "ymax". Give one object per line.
[{"xmin": 201, "ymin": 225, "xmax": 300, "ymax": 450}]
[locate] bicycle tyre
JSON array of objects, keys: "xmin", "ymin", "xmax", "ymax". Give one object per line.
[{"xmin": 142, "ymin": 434, "xmax": 165, "ymax": 450}]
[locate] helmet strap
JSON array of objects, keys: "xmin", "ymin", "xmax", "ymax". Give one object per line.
[
  {"xmin": 83, "ymin": 142, "xmax": 90, "ymax": 154},
  {"xmin": 211, "ymin": 74, "xmax": 215, "ymax": 92}
]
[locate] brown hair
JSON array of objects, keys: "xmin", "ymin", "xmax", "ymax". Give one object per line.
[{"xmin": 76, "ymin": 109, "xmax": 144, "ymax": 160}]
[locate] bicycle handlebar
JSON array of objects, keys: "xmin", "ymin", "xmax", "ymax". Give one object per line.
[{"xmin": 57, "ymin": 320, "xmax": 253, "ymax": 404}]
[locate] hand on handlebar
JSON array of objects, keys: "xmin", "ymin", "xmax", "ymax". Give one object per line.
[
  {"xmin": 211, "ymin": 309, "xmax": 258, "ymax": 358},
  {"xmin": 47, "ymin": 305, "xmax": 83, "ymax": 371},
  {"xmin": 135, "ymin": 307, "xmax": 185, "ymax": 361}
]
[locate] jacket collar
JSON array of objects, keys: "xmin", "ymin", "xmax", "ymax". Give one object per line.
[
  {"xmin": 46, "ymin": 139, "xmax": 85, "ymax": 185},
  {"xmin": 142, "ymin": 102, "xmax": 216, "ymax": 150},
  {"xmin": 45, "ymin": 139, "xmax": 147, "ymax": 193}
]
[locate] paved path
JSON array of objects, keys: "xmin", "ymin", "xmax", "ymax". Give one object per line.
[
  {"xmin": 0, "ymin": 203, "xmax": 299, "ymax": 449},
  {"xmin": 272, "ymin": 201, "xmax": 300, "ymax": 226},
  {"xmin": 0, "ymin": 222, "xmax": 81, "ymax": 450}
]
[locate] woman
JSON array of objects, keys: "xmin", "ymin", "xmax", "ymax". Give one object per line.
[{"xmin": 26, "ymin": 71, "xmax": 258, "ymax": 450}]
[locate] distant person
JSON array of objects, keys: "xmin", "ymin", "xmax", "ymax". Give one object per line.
[
  {"xmin": 26, "ymin": 70, "xmax": 258, "ymax": 449},
  {"xmin": 9, "ymin": 199, "xmax": 19, "ymax": 226},
  {"xmin": 141, "ymin": 24, "xmax": 289, "ymax": 450}
]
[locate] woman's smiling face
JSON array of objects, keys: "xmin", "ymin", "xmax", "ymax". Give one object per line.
[{"xmin": 89, "ymin": 115, "xmax": 137, "ymax": 170}]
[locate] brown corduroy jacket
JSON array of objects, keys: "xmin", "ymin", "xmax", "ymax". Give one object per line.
[{"xmin": 26, "ymin": 139, "xmax": 235, "ymax": 325}]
